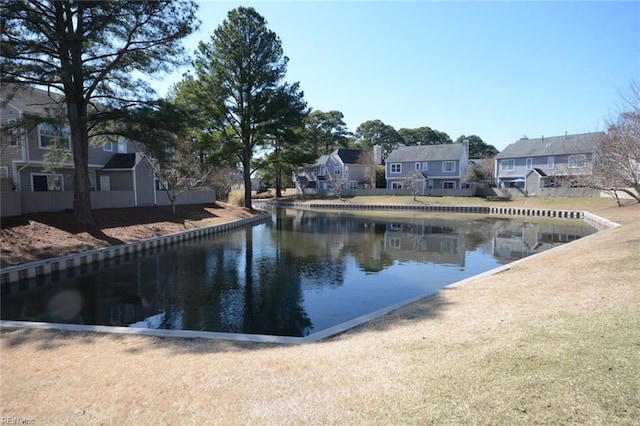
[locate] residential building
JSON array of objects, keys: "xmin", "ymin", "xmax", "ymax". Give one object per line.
[
  {"xmin": 294, "ymin": 146, "xmax": 383, "ymax": 195},
  {"xmin": 495, "ymin": 132, "xmax": 603, "ymax": 192},
  {"xmin": 1, "ymin": 85, "xmax": 213, "ymax": 216},
  {"xmin": 385, "ymin": 140, "xmax": 469, "ymax": 191}
]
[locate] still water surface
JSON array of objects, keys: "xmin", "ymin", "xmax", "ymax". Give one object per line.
[{"xmin": 1, "ymin": 208, "xmax": 597, "ymax": 337}]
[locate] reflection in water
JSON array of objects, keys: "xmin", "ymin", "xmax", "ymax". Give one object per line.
[{"xmin": 1, "ymin": 208, "xmax": 596, "ymax": 336}]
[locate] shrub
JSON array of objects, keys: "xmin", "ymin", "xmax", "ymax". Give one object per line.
[{"xmin": 228, "ymin": 189, "xmax": 245, "ymax": 207}]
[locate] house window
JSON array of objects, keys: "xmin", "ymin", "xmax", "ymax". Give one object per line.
[
  {"xmin": 31, "ymin": 173, "xmax": 63, "ymax": 191},
  {"xmin": 568, "ymin": 154, "xmax": 587, "ymax": 168},
  {"xmin": 38, "ymin": 123, "xmax": 71, "ymax": 150},
  {"xmin": 440, "ymin": 240, "xmax": 454, "ymax": 253},
  {"xmin": 103, "ymin": 142, "xmax": 113, "ymax": 152},
  {"xmin": 443, "ymin": 181, "xmax": 455, "ymax": 189},
  {"xmin": 348, "ymin": 180, "xmax": 357, "ymax": 189},
  {"xmin": 391, "ymin": 181, "xmax": 403, "ymax": 189},
  {"xmin": 500, "ymin": 159, "xmax": 515, "ymax": 172},
  {"xmin": 547, "ymin": 156, "xmax": 555, "ymax": 169},
  {"xmin": 7, "ymin": 119, "xmax": 19, "ymax": 146},
  {"xmin": 389, "ymin": 237, "xmax": 401, "ymax": 249},
  {"xmin": 498, "ymin": 244, "xmax": 512, "ymax": 258},
  {"xmin": 526, "ymin": 158, "xmax": 533, "ymax": 170},
  {"xmin": 443, "ymin": 161, "xmax": 456, "ymax": 172},
  {"xmin": 0, "ymin": 166, "xmax": 8, "ymax": 178},
  {"xmin": 421, "ymin": 162, "xmax": 428, "ymax": 171},
  {"xmin": 415, "ymin": 162, "xmax": 421, "ymax": 171},
  {"xmin": 117, "ymin": 138, "xmax": 127, "ymax": 153},
  {"xmin": 334, "ymin": 166, "xmax": 342, "ymax": 178},
  {"xmin": 390, "ymin": 163, "xmax": 402, "ymax": 174}
]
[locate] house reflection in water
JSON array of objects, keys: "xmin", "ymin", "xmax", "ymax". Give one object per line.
[
  {"xmin": 384, "ymin": 219, "xmax": 465, "ymax": 267},
  {"xmin": 1, "ymin": 208, "xmax": 597, "ymax": 337},
  {"xmin": 491, "ymin": 221, "xmax": 589, "ymax": 261}
]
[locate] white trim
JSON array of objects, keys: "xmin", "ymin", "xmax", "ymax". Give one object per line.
[
  {"xmin": 389, "ymin": 163, "xmax": 402, "ymax": 174},
  {"xmin": 568, "ymin": 154, "xmax": 587, "ymax": 169},
  {"xmin": 0, "ymin": 96, "xmax": 22, "ymax": 114},
  {"xmin": 37, "ymin": 123, "xmax": 71, "ymax": 151},
  {"xmin": 117, "ymin": 138, "xmax": 127, "ymax": 153},
  {"xmin": 442, "ymin": 161, "xmax": 456, "ymax": 173},
  {"xmin": 30, "ymin": 172, "xmax": 63, "ymax": 192},
  {"xmin": 547, "ymin": 156, "xmax": 555, "ymax": 169},
  {"xmin": 526, "ymin": 158, "xmax": 533, "ymax": 170},
  {"xmin": 133, "ymin": 163, "xmax": 138, "ymax": 206},
  {"xmin": 500, "ymin": 159, "xmax": 515, "ymax": 172}
]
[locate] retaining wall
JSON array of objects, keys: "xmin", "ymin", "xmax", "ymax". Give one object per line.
[
  {"xmin": 270, "ymin": 201, "xmax": 586, "ymax": 220},
  {"xmin": 1, "ymin": 212, "xmax": 271, "ymax": 286}
]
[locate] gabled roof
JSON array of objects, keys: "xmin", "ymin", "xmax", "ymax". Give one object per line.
[
  {"xmin": 496, "ymin": 132, "xmax": 604, "ymax": 159},
  {"xmin": 334, "ymin": 148, "xmax": 365, "ymax": 165},
  {"xmin": 533, "ymin": 168, "xmax": 547, "ymax": 177},
  {"xmin": 0, "ymin": 85, "xmax": 65, "ymax": 115},
  {"xmin": 103, "ymin": 153, "xmax": 137, "ymax": 170},
  {"xmin": 386, "ymin": 143, "xmax": 465, "ymax": 163}
]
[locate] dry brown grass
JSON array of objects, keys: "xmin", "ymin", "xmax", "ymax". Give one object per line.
[{"xmin": 1, "ymin": 197, "xmax": 639, "ymax": 424}]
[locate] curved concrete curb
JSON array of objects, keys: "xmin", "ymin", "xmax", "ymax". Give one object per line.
[{"xmin": 1, "ymin": 204, "xmax": 620, "ymax": 345}]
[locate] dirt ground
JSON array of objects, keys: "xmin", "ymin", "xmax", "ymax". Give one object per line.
[{"xmin": 0, "ymin": 203, "xmax": 259, "ymax": 267}]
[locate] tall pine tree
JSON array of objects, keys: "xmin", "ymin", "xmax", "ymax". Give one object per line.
[
  {"xmin": 1, "ymin": 0, "xmax": 198, "ymax": 224},
  {"xmin": 192, "ymin": 7, "xmax": 306, "ymax": 209}
]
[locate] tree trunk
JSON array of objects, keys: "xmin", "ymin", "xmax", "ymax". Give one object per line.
[
  {"xmin": 243, "ymin": 152, "xmax": 253, "ymax": 210},
  {"xmin": 66, "ymin": 99, "xmax": 95, "ymax": 225},
  {"xmin": 275, "ymin": 162, "xmax": 282, "ymax": 198},
  {"xmin": 61, "ymin": 6, "xmax": 94, "ymax": 226}
]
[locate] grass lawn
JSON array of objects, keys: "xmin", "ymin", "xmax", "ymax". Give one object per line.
[{"xmin": 1, "ymin": 196, "xmax": 638, "ymax": 424}]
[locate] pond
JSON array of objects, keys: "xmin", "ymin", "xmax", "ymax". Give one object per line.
[{"xmin": 1, "ymin": 207, "xmax": 597, "ymax": 339}]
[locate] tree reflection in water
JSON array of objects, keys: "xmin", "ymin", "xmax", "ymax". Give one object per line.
[{"xmin": 1, "ymin": 208, "xmax": 597, "ymax": 336}]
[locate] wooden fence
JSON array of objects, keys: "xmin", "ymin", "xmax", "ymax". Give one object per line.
[{"xmin": 1, "ymin": 189, "xmax": 216, "ymax": 217}]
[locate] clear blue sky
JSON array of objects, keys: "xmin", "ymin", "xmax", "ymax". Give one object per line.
[{"xmin": 150, "ymin": 1, "xmax": 640, "ymax": 151}]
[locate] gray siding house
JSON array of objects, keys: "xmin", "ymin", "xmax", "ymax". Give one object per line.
[
  {"xmin": 294, "ymin": 147, "xmax": 383, "ymax": 195},
  {"xmin": 0, "ymin": 86, "xmax": 217, "ymax": 217},
  {"xmin": 495, "ymin": 132, "xmax": 603, "ymax": 193},
  {"xmin": 0, "ymin": 86, "xmax": 155, "ymax": 203},
  {"xmin": 385, "ymin": 141, "xmax": 469, "ymax": 190}
]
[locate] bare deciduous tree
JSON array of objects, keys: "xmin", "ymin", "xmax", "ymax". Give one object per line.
[
  {"xmin": 405, "ymin": 171, "xmax": 426, "ymax": 201},
  {"xmin": 210, "ymin": 167, "xmax": 243, "ymax": 202},
  {"xmin": 152, "ymin": 138, "xmax": 215, "ymax": 215},
  {"xmin": 464, "ymin": 157, "xmax": 495, "ymax": 186},
  {"xmin": 356, "ymin": 149, "xmax": 378, "ymax": 189},
  {"xmin": 588, "ymin": 81, "xmax": 640, "ymax": 204}
]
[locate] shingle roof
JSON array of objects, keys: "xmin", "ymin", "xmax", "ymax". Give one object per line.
[
  {"xmin": 335, "ymin": 148, "xmax": 365, "ymax": 164},
  {"xmin": 496, "ymin": 132, "xmax": 604, "ymax": 159},
  {"xmin": 386, "ymin": 143, "xmax": 465, "ymax": 163},
  {"xmin": 103, "ymin": 154, "xmax": 136, "ymax": 169},
  {"xmin": 1, "ymin": 85, "xmax": 65, "ymax": 115},
  {"xmin": 311, "ymin": 154, "xmax": 328, "ymax": 167}
]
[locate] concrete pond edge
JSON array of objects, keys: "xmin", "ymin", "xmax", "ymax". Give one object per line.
[{"xmin": 1, "ymin": 204, "xmax": 620, "ymax": 344}]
